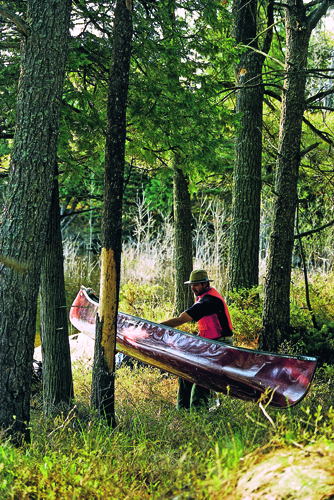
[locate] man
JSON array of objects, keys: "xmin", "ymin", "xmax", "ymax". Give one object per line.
[{"xmin": 161, "ymin": 269, "xmax": 233, "ymax": 410}]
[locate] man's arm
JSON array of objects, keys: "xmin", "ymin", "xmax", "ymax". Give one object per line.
[{"xmin": 161, "ymin": 311, "xmax": 193, "ymax": 328}]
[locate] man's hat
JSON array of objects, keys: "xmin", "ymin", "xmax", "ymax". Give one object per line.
[{"xmin": 184, "ymin": 269, "xmax": 213, "ymax": 284}]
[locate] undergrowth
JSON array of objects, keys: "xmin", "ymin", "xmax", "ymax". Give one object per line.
[{"xmin": 2, "ymin": 361, "xmax": 334, "ymax": 499}]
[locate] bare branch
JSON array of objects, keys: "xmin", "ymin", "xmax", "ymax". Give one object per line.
[
  {"xmin": 60, "ymin": 207, "xmax": 98, "ymax": 219},
  {"xmin": 0, "ymin": 133, "xmax": 14, "ymax": 139},
  {"xmin": 305, "ymin": 0, "xmax": 324, "ymax": 8},
  {"xmin": 306, "ymin": 86, "xmax": 334, "ymax": 105},
  {"xmin": 0, "ymin": 42, "xmax": 20, "ymax": 49},
  {"xmin": 295, "ymin": 219, "xmax": 334, "ymax": 239},
  {"xmin": 273, "ymin": 2, "xmax": 289, "ymax": 8},
  {"xmin": 0, "ymin": 4, "xmax": 31, "ymax": 36},
  {"xmin": 300, "ymin": 142, "xmax": 320, "ymax": 157},
  {"xmin": 264, "ymin": 89, "xmax": 281, "ymax": 101},
  {"xmin": 262, "ymin": 1, "xmax": 275, "ymax": 55},
  {"xmin": 307, "ymin": 0, "xmax": 334, "ymax": 31},
  {"xmin": 302, "ymin": 116, "xmax": 334, "ymax": 145},
  {"xmin": 240, "ymin": 44, "xmax": 285, "ymax": 67},
  {"xmin": 308, "ymin": 105, "xmax": 334, "ymax": 111}
]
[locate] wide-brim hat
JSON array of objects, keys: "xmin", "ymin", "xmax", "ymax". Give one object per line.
[{"xmin": 184, "ymin": 269, "xmax": 213, "ymax": 284}]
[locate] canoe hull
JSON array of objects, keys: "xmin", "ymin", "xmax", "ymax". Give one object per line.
[{"xmin": 70, "ymin": 286, "xmax": 317, "ymax": 408}]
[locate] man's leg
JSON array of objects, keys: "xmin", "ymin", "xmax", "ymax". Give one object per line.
[
  {"xmin": 190, "ymin": 384, "xmax": 211, "ymax": 409},
  {"xmin": 177, "ymin": 378, "xmax": 193, "ymax": 409}
]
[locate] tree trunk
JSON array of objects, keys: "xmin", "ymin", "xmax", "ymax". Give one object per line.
[
  {"xmin": 40, "ymin": 165, "xmax": 74, "ymax": 418},
  {"xmin": 0, "ymin": 0, "xmax": 71, "ymax": 443},
  {"xmin": 259, "ymin": 0, "xmax": 324, "ymax": 351},
  {"xmin": 228, "ymin": 0, "xmax": 273, "ymax": 293},
  {"xmin": 173, "ymin": 157, "xmax": 193, "ymax": 316},
  {"xmin": 91, "ymin": 0, "xmax": 133, "ymax": 427}
]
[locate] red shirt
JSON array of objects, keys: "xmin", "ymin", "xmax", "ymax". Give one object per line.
[{"xmin": 186, "ymin": 287, "xmax": 233, "ymax": 339}]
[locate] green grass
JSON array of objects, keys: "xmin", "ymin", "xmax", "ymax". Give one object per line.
[{"xmin": 2, "ymin": 361, "xmax": 334, "ymax": 499}]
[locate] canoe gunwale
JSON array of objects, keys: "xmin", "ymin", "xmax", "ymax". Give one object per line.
[{"xmin": 77, "ymin": 285, "xmax": 318, "ymax": 364}]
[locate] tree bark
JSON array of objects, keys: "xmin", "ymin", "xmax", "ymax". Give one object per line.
[
  {"xmin": 259, "ymin": 0, "xmax": 329, "ymax": 351},
  {"xmin": 173, "ymin": 157, "xmax": 193, "ymax": 316},
  {"xmin": 40, "ymin": 165, "xmax": 74, "ymax": 418},
  {"xmin": 91, "ymin": 0, "xmax": 133, "ymax": 427},
  {"xmin": 0, "ymin": 0, "xmax": 71, "ymax": 443},
  {"xmin": 228, "ymin": 0, "xmax": 273, "ymax": 293}
]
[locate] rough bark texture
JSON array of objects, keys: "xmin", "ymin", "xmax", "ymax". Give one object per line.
[
  {"xmin": 173, "ymin": 160, "xmax": 193, "ymax": 316},
  {"xmin": 91, "ymin": 314, "xmax": 115, "ymax": 419},
  {"xmin": 0, "ymin": 0, "xmax": 71, "ymax": 442},
  {"xmin": 92, "ymin": 0, "xmax": 133, "ymax": 427},
  {"xmin": 260, "ymin": 0, "xmax": 312, "ymax": 351},
  {"xmin": 228, "ymin": 0, "xmax": 272, "ymax": 293},
  {"xmin": 40, "ymin": 165, "xmax": 74, "ymax": 418}
]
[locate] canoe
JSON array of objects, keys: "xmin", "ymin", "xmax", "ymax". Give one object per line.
[{"xmin": 70, "ymin": 286, "xmax": 317, "ymax": 408}]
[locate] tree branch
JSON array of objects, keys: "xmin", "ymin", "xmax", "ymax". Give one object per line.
[
  {"xmin": 295, "ymin": 207, "xmax": 318, "ymax": 329},
  {"xmin": 273, "ymin": 2, "xmax": 289, "ymax": 8},
  {"xmin": 0, "ymin": 133, "xmax": 14, "ymax": 139},
  {"xmin": 302, "ymin": 116, "xmax": 334, "ymax": 145},
  {"xmin": 264, "ymin": 89, "xmax": 282, "ymax": 105},
  {"xmin": 308, "ymin": 105, "xmax": 334, "ymax": 111},
  {"xmin": 240, "ymin": 44, "xmax": 285, "ymax": 67},
  {"xmin": 300, "ymin": 142, "xmax": 320, "ymax": 157},
  {"xmin": 306, "ymin": 86, "xmax": 334, "ymax": 105},
  {"xmin": 307, "ymin": 0, "xmax": 334, "ymax": 31},
  {"xmin": 72, "ymin": 0, "xmax": 112, "ymax": 37},
  {"xmin": 0, "ymin": 42, "xmax": 20, "ymax": 49},
  {"xmin": 61, "ymin": 100, "xmax": 82, "ymax": 114},
  {"xmin": 0, "ymin": 4, "xmax": 31, "ymax": 36},
  {"xmin": 305, "ymin": 0, "xmax": 324, "ymax": 8},
  {"xmin": 295, "ymin": 218, "xmax": 334, "ymax": 239},
  {"xmin": 60, "ymin": 207, "xmax": 98, "ymax": 219}
]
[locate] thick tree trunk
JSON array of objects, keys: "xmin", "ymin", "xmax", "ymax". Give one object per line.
[
  {"xmin": 259, "ymin": 1, "xmax": 312, "ymax": 351},
  {"xmin": 173, "ymin": 158, "xmax": 193, "ymax": 316},
  {"xmin": 40, "ymin": 165, "xmax": 74, "ymax": 418},
  {"xmin": 227, "ymin": 0, "xmax": 264, "ymax": 292},
  {"xmin": 91, "ymin": 0, "xmax": 133, "ymax": 427},
  {"xmin": 0, "ymin": 0, "xmax": 71, "ymax": 443},
  {"xmin": 228, "ymin": 0, "xmax": 273, "ymax": 293}
]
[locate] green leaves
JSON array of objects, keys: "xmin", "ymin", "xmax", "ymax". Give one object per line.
[{"xmin": 127, "ymin": 0, "xmax": 237, "ymax": 187}]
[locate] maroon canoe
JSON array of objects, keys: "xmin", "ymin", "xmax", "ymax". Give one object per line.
[{"xmin": 70, "ymin": 286, "xmax": 317, "ymax": 408}]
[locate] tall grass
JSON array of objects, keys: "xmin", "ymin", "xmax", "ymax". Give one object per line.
[
  {"xmin": 64, "ymin": 194, "xmax": 334, "ymax": 297},
  {"xmin": 63, "ymin": 196, "xmax": 241, "ymax": 307},
  {"xmin": 4, "ymin": 357, "xmax": 334, "ymax": 499}
]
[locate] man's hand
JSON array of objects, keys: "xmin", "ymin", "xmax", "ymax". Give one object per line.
[{"xmin": 161, "ymin": 311, "xmax": 193, "ymax": 328}]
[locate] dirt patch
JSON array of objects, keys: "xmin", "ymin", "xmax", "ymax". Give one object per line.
[{"xmin": 236, "ymin": 443, "xmax": 334, "ymax": 499}]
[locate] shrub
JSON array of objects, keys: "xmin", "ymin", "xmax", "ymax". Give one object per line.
[{"xmin": 227, "ymin": 287, "xmax": 262, "ymax": 346}]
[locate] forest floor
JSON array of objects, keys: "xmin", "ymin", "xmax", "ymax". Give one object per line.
[{"xmin": 27, "ymin": 334, "xmax": 334, "ymax": 499}]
